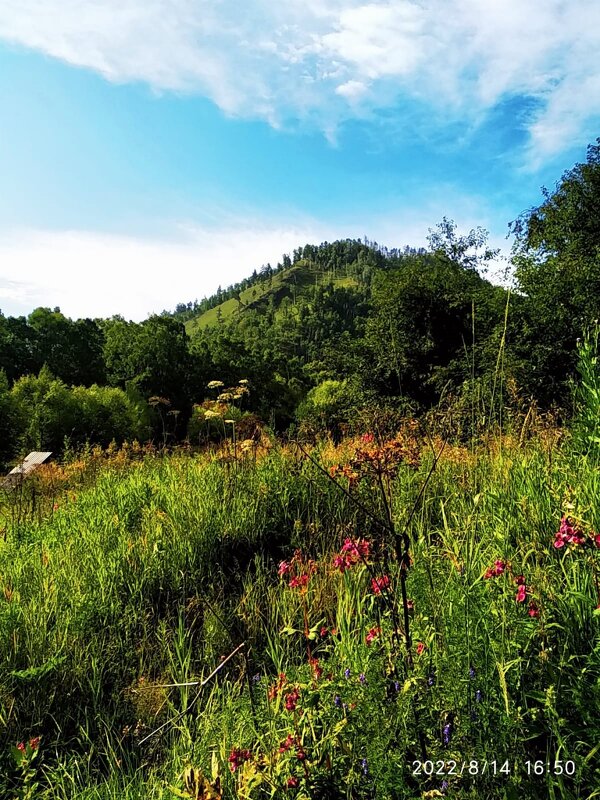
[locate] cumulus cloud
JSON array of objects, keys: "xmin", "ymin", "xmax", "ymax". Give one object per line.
[{"xmin": 0, "ymin": 1, "xmax": 598, "ymax": 159}]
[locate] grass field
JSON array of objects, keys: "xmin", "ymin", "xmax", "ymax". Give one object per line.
[{"xmin": 0, "ymin": 426, "xmax": 599, "ymax": 799}]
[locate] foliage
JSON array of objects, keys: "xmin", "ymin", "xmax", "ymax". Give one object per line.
[{"xmin": 0, "ymin": 422, "xmax": 599, "ymax": 798}]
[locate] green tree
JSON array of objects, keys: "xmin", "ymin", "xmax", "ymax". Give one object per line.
[{"xmin": 509, "ymin": 139, "xmax": 600, "ymax": 404}]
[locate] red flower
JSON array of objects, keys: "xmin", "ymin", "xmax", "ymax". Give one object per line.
[
  {"xmin": 28, "ymin": 737, "xmax": 40, "ymax": 751},
  {"xmin": 416, "ymin": 642, "xmax": 426, "ymax": 656},
  {"xmin": 228, "ymin": 748, "xmax": 252, "ymax": 772},
  {"xmin": 288, "ymin": 574, "xmax": 309, "ymax": 589},
  {"xmin": 594, "ymin": 533, "xmax": 600, "ymax": 548},
  {"xmin": 309, "ymin": 657, "xmax": 322, "ymax": 680},
  {"xmin": 279, "ymin": 734, "xmax": 295, "ymax": 753},
  {"xmin": 516, "ymin": 585, "xmax": 527, "ymax": 603},
  {"xmin": 16, "ymin": 742, "xmax": 25, "ymax": 753},
  {"xmin": 514, "ymin": 575, "xmax": 526, "ymax": 585},
  {"xmin": 361, "ymin": 433, "xmax": 375, "ymax": 444},
  {"xmin": 371, "ymin": 575, "xmax": 390, "ymax": 595},
  {"xmin": 285, "ymin": 688, "xmax": 301, "ymax": 712},
  {"xmin": 319, "ymin": 626, "xmax": 328, "ymax": 637},
  {"xmin": 296, "ymin": 747, "xmax": 307, "ymax": 761},
  {"xmin": 528, "ymin": 603, "xmax": 540, "ymax": 618},
  {"xmin": 365, "ymin": 626, "xmax": 380, "ymax": 645},
  {"xmin": 287, "ymin": 777, "xmax": 299, "ymax": 788}
]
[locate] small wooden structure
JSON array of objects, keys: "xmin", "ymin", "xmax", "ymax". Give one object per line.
[{"xmin": 2, "ymin": 452, "xmax": 53, "ymax": 491}]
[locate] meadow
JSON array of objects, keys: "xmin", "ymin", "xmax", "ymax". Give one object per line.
[{"xmin": 1, "ymin": 411, "xmax": 599, "ymax": 800}]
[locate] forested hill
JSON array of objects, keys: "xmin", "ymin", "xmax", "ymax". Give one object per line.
[{"xmin": 2, "ymin": 140, "xmax": 600, "ymax": 464}]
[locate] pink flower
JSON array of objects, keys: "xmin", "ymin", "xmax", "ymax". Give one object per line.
[
  {"xmin": 278, "ymin": 561, "xmax": 291, "ymax": 576},
  {"xmin": 287, "ymin": 777, "xmax": 299, "ymax": 788},
  {"xmin": 319, "ymin": 626, "xmax": 328, "ymax": 637},
  {"xmin": 371, "ymin": 575, "xmax": 390, "ymax": 595},
  {"xmin": 594, "ymin": 534, "xmax": 600, "ymax": 548},
  {"xmin": 361, "ymin": 433, "xmax": 374, "ymax": 444},
  {"xmin": 16, "ymin": 742, "xmax": 25, "ymax": 753},
  {"xmin": 416, "ymin": 642, "xmax": 426, "ymax": 656},
  {"xmin": 514, "ymin": 575, "xmax": 526, "ymax": 586},
  {"xmin": 516, "ymin": 585, "xmax": 527, "ymax": 603}
]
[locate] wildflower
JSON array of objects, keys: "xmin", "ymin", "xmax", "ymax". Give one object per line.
[
  {"xmin": 416, "ymin": 642, "xmax": 425, "ymax": 656},
  {"xmin": 309, "ymin": 657, "xmax": 322, "ymax": 680},
  {"xmin": 359, "ymin": 673, "xmax": 367, "ymax": 684},
  {"xmin": 394, "ymin": 680, "xmax": 401, "ymax": 693},
  {"xmin": 288, "ymin": 574, "xmax": 309, "ymax": 589},
  {"xmin": 528, "ymin": 602, "xmax": 540, "ymax": 618},
  {"xmin": 361, "ymin": 433, "xmax": 374, "ymax": 444},
  {"xmin": 595, "ymin": 534, "xmax": 600, "ymax": 548},
  {"xmin": 268, "ymin": 673, "xmax": 287, "ymax": 700},
  {"xmin": 514, "ymin": 575, "xmax": 526, "ymax": 585},
  {"xmin": 286, "ymin": 777, "xmax": 299, "ymax": 788},
  {"xmin": 554, "ymin": 516, "xmax": 586, "ymax": 548},
  {"xmin": 319, "ymin": 626, "xmax": 328, "ymax": 637},
  {"xmin": 442, "ymin": 722, "xmax": 452, "ymax": 747},
  {"xmin": 252, "ymin": 673, "xmax": 261, "ymax": 683},
  {"xmin": 475, "ymin": 689, "xmax": 483, "ymax": 703},
  {"xmin": 285, "ymin": 688, "xmax": 300, "ymax": 712},
  {"xmin": 516, "ymin": 585, "xmax": 527, "ymax": 603},
  {"xmin": 335, "ymin": 537, "xmax": 371, "ymax": 571},
  {"xmin": 484, "ymin": 559, "xmax": 506, "ymax": 579},
  {"xmin": 365, "ymin": 626, "xmax": 380, "ymax": 645},
  {"xmin": 441, "ymin": 780, "xmax": 449, "ymax": 793},
  {"xmin": 28, "ymin": 737, "xmax": 40, "ymax": 751},
  {"xmin": 428, "ymin": 673, "xmax": 436, "ymax": 687},
  {"xmin": 334, "ymin": 694, "xmax": 342, "ymax": 707},
  {"xmin": 469, "ymin": 665, "xmax": 475, "ymax": 679},
  {"xmin": 278, "ymin": 561, "xmax": 291, "ymax": 576},
  {"xmin": 361, "ymin": 758, "xmax": 369, "ymax": 776},
  {"xmin": 16, "ymin": 742, "xmax": 26, "ymax": 753},
  {"xmin": 296, "ymin": 746, "xmax": 307, "ymax": 761},
  {"xmin": 229, "ymin": 748, "xmax": 252, "ymax": 772},
  {"xmin": 344, "ymin": 668, "xmax": 351, "ymax": 679},
  {"xmin": 278, "ymin": 734, "xmax": 295, "ymax": 753},
  {"xmin": 371, "ymin": 575, "xmax": 391, "ymax": 595}
]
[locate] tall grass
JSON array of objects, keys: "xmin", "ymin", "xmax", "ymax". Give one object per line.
[{"xmin": 0, "ymin": 428, "xmax": 599, "ymax": 799}]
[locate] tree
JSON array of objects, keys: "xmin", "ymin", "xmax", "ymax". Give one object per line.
[{"xmin": 509, "ymin": 139, "xmax": 600, "ymax": 404}]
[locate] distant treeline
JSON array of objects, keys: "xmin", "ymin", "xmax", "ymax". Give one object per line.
[{"xmin": 2, "ymin": 140, "xmax": 600, "ymax": 464}]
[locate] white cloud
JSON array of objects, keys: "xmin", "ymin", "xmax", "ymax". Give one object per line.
[
  {"xmin": 0, "ymin": 191, "xmax": 512, "ymax": 321},
  {"xmin": 1, "ymin": 1, "xmax": 598, "ymax": 159},
  {"xmin": 0, "ymin": 222, "xmax": 338, "ymax": 320}
]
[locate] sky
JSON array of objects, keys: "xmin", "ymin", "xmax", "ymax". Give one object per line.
[{"xmin": 0, "ymin": 0, "xmax": 599, "ymax": 321}]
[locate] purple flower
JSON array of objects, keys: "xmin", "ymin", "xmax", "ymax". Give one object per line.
[
  {"xmin": 442, "ymin": 722, "xmax": 452, "ymax": 747},
  {"xmin": 361, "ymin": 758, "xmax": 368, "ymax": 776},
  {"xmin": 441, "ymin": 780, "xmax": 449, "ymax": 793},
  {"xmin": 359, "ymin": 673, "xmax": 366, "ymax": 684},
  {"xmin": 252, "ymin": 673, "xmax": 261, "ymax": 683},
  {"xmin": 334, "ymin": 695, "xmax": 342, "ymax": 707},
  {"xmin": 469, "ymin": 665, "xmax": 475, "ymax": 679},
  {"xmin": 475, "ymin": 689, "xmax": 483, "ymax": 703},
  {"xmin": 394, "ymin": 681, "xmax": 401, "ymax": 693},
  {"xmin": 344, "ymin": 668, "xmax": 351, "ymax": 679},
  {"xmin": 427, "ymin": 673, "xmax": 435, "ymax": 687}
]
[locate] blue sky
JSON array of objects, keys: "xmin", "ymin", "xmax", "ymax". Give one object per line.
[{"xmin": 0, "ymin": 0, "xmax": 599, "ymax": 320}]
